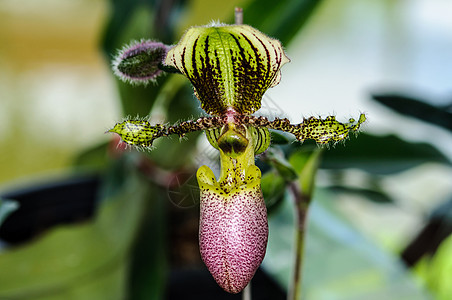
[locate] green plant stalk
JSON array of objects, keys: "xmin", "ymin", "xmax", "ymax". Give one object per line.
[
  {"xmin": 288, "ymin": 149, "xmax": 322, "ymax": 300},
  {"xmin": 288, "ymin": 182, "xmax": 308, "ymax": 300}
]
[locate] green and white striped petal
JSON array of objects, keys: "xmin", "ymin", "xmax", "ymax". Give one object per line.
[{"xmin": 165, "ymin": 24, "xmax": 290, "ymax": 116}]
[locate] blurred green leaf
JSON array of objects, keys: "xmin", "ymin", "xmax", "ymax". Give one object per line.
[
  {"xmin": 144, "ymin": 78, "xmax": 202, "ymax": 170},
  {"xmin": 102, "ymin": 0, "xmax": 184, "ymax": 117},
  {"xmin": 286, "ymin": 146, "xmax": 323, "ymax": 300},
  {"xmin": 0, "ymin": 155, "xmax": 161, "ymax": 300},
  {"xmin": 430, "ymin": 197, "xmax": 452, "ymax": 222},
  {"xmin": 264, "ymin": 147, "xmax": 298, "ymax": 182},
  {"xmin": 373, "ymin": 94, "xmax": 452, "ymax": 131},
  {"xmin": 415, "ymin": 234, "xmax": 452, "ymax": 300},
  {"xmin": 261, "ymin": 171, "xmax": 287, "ymax": 214},
  {"xmin": 241, "ymin": 0, "xmax": 322, "ymax": 46},
  {"xmin": 289, "ymin": 148, "xmax": 322, "ymax": 197},
  {"xmin": 270, "ymin": 130, "xmax": 296, "ymax": 145},
  {"xmin": 321, "ymin": 133, "xmax": 451, "ymax": 174},
  {"xmin": 116, "ymin": 77, "xmax": 169, "ymax": 118},
  {"xmin": 102, "ymin": 0, "xmax": 154, "ymax": 55},
  {"xmin": 263, "ymin": 190, "xmax": 431, "ymax": 299},
  {"xmin": 326, "ymin": 170, "xmax": 395, "ymax": 204},
  {"xmin": 328, "ymin": 185, "xmax": 394, "ymax": 204},
  {"xmin": 128, "ymin": 180, "xmax": 168, "ymax": 300},
  {"xmin": 0, "ymin": 199, "xmax": 19, "ymax": 229},
  {"xmin": 402, "ymin": 196, "xmax": 452, "ymax": 267},
  {"xmin": 73, "ymin": 141, "xmax": 110, "ymax": 170}
]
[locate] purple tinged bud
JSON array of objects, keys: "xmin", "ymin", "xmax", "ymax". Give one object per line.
[{"xmin": 112, "ymin": 39, "xmax": 171, "ymax": 85}]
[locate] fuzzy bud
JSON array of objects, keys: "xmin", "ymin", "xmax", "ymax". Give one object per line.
[{"xmin": 112, "ymin": 40, "xmax": 171, "ymax": 85}]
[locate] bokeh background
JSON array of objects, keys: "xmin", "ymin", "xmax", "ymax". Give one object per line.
[{"xmin": 1, "ymin": 0, "xmax": 451, "ymax": 299}]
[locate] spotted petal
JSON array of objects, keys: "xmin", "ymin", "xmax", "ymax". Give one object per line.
[
  {"xmin": 165, "ymin": 24, "xmax": 290, "ymax": 115},
  {"xmin": 238, "ymin": 113, "xmax": 367, "ymax": 145},
  {"xmin": 108, "ymin": 120, "xmax": 165, "ymax": 149}
]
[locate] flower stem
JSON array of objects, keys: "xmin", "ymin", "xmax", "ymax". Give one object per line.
[
  {"xmin": 287, "ymin": 148, "xmax": 322, "ymax": 300},
  {"xmin": 242, "ymin": 282, "xmax": 251, "ymax": 300},
  {"xmin": 235, "ymin": 7, "xmax": 243, "ymax": 25},
  {"xmin": 288, "ymin": 182, "xmax": 309, "ymax": 300}
]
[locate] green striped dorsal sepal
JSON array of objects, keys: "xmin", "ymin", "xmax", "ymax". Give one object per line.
[{"xmin": 164, "ymin": 24, "xmax": 290, "ymax": 115}]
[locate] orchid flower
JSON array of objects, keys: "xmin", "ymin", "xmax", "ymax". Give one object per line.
[{"xmin": 108, "ymin": 21, "xmax": 365, "ymax": 294}]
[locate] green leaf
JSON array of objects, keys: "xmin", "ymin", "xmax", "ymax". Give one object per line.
[
  {"xmin": 128, "ymin": 183, "xmax": 168, "ymax": 300},
  {"xmin": 402, "ymin": 197, "xmax": 452, "ymax": 267},
  {"xmin": 261, "ymin": 171, "xmax": 287, "ymax": 214},
  {"xmin": 102, "ymin": 0, "xmax": 179, "ymax": 55},
  {"xmin": 262, "ymin": 191, "xmax": 431, "ymax": 299},
  {"xmin": 321, "ymin": 133, "xmax": 452, "ymax": 174},
  {"xmin": 102, "ymin": 0, "xmax": 153, "ymax": 55},
  {"xmin": 326, "ymin": 172, "xmax": 395, "ymax": 204},
  {"xmin": 264, "ymin": 147, "xmax": 298, "ymax": 182},
  {"xmin": 415, "ymin": 234, "xmax": 452, "ymax": 300},
  {"xmin": 0, "ymin": 156, "xmax": 162, "ymax": 299},
  {"xmin": 372, "ymin": 94, "xmax": 452, "ymax": 131},
  {"xmin": 73, "ymin": 141, "xmax": 110, "ymax": 170},
  {"xmin": 270, "ymin": 130, "xmax": 296, "ymax": 145},
  {"xmin": 328, "ymin": 185, "xmax": 394, "ymax": 204},
  {"xmin": 0, "ymin": 199, "xmax": 19, "ymax": 229},
  {"xmin": 289, "ymin": 148, "xmax": 323, "ymax": 197},
  {"xmin": 102, "ymin": 1, "xmax": 180, "ymax": 117},
  {"xmin": 241, "ymin": 0, "xmax": 323, "ymax": 46},
  {"xmin": 144, "ymin": 79, "xmax": 203, "ymax": 169}
]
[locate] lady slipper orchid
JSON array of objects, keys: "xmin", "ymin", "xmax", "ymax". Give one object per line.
[{"xmin": 108, "ymin": 21, "xmax": 366, "ymax": 294}]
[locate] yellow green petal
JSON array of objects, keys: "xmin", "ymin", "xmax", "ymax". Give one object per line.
[{"xmin": 107, "ymin": 120, "xmax": 165, "ymax": 149}]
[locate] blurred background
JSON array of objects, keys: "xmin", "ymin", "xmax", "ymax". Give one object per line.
[{"xmin": 0, "ymin": 0, "xmax": 451, "ymax": 299}]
